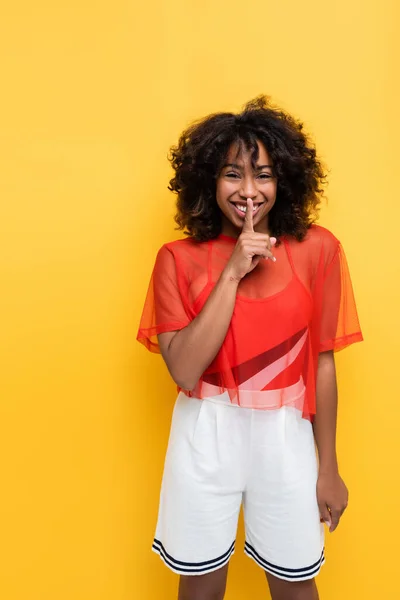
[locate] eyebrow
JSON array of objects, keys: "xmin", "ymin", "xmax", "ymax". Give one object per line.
[{"xmin": 223, "ymin": 163, "xmax": 273, "ymax": 170}]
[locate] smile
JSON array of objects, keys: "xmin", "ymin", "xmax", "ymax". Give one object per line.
[{"xmin": 229, "ymin": 202, "xmax": 264, "ymax": 218}]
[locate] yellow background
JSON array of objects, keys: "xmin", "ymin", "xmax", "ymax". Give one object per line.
[{"xmin": 1, "ymin": 1, "xmax": 399, "ymax": 599}]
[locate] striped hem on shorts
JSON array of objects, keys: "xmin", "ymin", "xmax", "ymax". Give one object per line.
[
  {"xmin": 244, "ymin": 542, "xmax": 325, "ymax": 581},
  {"xmin": 152, "ymin": 539, "xmax": 235, "ymax": 576}
]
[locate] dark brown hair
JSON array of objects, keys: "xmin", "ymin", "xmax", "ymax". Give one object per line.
[{"xmin": 169, "ymin": 95, "xmax": 326, "ymax": 241}]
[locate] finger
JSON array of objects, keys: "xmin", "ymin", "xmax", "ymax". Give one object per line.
[
  {"xmin": 241, "ymin": 233, "xmax": 273, "ymax": 246},
  {"xmin": 244, "ymin": 246, "xmax": 276, "ymax": 262},
  {"xmin": 318, "ymin": 502, "xmax": 331, "ymax": 530},
  {"xmin": 329, "ymin": 509, "xmax": 341, "ymax": 533},
  {"xmin": 242, "ymin": 198, "xmax": 254, "ymax": 233},
  {"xmin": 240, "ymin": 233, "xmax": 270, "ymax": 240},
  {"xmin": 241, "ymin": 234, "xmax": 276, "ymax": 255},
  {"xmin": 264, "ymin": 250, "xmax": 276, "ymax": 262},
  {"xmin": 249, "ymin": 256, "xmax": 261, "ymax": 271}
]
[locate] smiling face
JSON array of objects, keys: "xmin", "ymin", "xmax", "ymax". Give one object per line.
[{"xmin": 216, "ymin": 140, "xmax": 277, "ymax": 237}]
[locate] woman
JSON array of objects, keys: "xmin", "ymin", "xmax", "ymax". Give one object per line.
[{"xmin": 137, "ymin": 96, "xmax": 363, "ymax": 600}]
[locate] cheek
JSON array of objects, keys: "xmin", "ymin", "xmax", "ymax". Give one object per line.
[
  {"xmin": 216, "ymin": 180, "xmax": 234, "ymax": 202},
  {"xmin": 262, "ymin": 181, "xmax": 278, "ymax": 201}
]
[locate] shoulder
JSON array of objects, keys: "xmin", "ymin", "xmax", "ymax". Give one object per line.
[
  {"xmin": 163, "ymin": 236, "xmax": 202, "ymax": 252},
  {"xmin": 304, "ymin": 224, "xmax": 339, "ymax": 248},
  {"xmin": 285, "ymin": 225, "xmax": 341, "ymax": 276},
  {"xmin": 161, "ymin": 236, "xmax": 208, "ymax": 258},
  {"xmin": 290, "ymin": 225, "xmax": 340, "ymax": 259},
  {"xmin": 156, "ymin": 236, "xmax": 208, "ymax": 271}
]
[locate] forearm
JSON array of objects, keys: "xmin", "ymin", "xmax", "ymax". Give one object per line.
[
  {"xmin": 160, "ymin": 270, "xmax": 239, "ymax": 390},
  {"xmin": 312, "ymin": 351, "xmax": 339, "ymax": 473}
]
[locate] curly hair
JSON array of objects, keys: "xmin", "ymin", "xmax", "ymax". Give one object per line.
[{"xmin": 168, "ymin": 95, "xmax": 326, "ymax": 242}]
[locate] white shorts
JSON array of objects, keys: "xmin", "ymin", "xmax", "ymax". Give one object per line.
[{"xmin": 153, "ymin": 392, "xmax": 325, "ymax": 582}]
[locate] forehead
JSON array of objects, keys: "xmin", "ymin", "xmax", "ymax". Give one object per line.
[{"xmin": 225, "ymin": 139, "xmax": 271, "ymax": 165}]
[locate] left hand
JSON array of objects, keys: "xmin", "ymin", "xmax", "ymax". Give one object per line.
[{"xmin": 317, "ymin": 470, "xmax": 348, "ymax": 533}]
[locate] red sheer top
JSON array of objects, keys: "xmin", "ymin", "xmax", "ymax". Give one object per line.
[{"xmin": 137, "ymin": 225, "xmax": 363, "ymax": 419}]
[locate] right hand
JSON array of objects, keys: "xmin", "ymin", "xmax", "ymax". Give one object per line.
[{"xmin": 224, "ymin": 198, "xmax": 276, "ymax": 282}]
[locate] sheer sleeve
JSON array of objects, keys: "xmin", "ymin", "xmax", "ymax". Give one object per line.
[
  {"xmin": 319, "ymin": 243, "xmax": 363, "ymax": 352},
  {"xmin": 137, "ymin": 245, "xmax": 191, "ymax": 353}
]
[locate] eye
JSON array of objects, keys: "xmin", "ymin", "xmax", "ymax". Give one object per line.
[
  {"xmin": 225, "ymin": 172, "xmax": 240, "ymax": 179},
  {"xmin": 257, "ymin": 173, "xmax": 272, "ymax": 180}
]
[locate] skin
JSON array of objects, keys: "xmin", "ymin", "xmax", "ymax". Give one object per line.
[
  {"xmin": 159, "ymin": 142, "xmax": 348, "ymax": 600},
  {"xmin": 158, "ymin": 144, "xmax": 276, "ymax": 392},
  {"xmin": 314, "ymin": 351, "xmax": 349, "ymax": 534},
  {"xmin": 216, "ymin": 141, "xmax": 277, "ymax": 239}
]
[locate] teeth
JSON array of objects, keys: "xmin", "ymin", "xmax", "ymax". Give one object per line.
[{"xmin": 236, "ymin": 205, "xmax": 257, "ymax": 213}]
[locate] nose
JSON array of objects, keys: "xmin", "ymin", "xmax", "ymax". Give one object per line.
[{"xmin": 239, "ymin": 175, "xmax": 257, "ymax": 200}]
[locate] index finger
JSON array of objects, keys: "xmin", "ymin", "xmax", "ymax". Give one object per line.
[{"xmin": 242, "ymin": 198, "xmax": 254, "ymax": 232}]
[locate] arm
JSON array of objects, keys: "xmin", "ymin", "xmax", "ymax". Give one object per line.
[
  {"xmin": 158, "ymin": 271, "xmax": 239, "ymax": 390},
  {"xmin": 158, "ymin": 198, "xmax": 276, "ymax": 391},
  {"xmin": 313, "ymin": 350, "xmax": 349, "ymax": 532}
]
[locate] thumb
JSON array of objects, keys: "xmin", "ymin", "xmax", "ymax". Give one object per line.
[
  {"xmin": 318, "ymin": 502, "xmax": 331, "ymax": 529},
  {"xmin": 270, "ymin": 237, "xmax": 277, "ymax": 247}
]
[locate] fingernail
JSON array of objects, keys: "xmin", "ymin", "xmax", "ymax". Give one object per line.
[
  {"xmin": 324, "ymin": 520, "xmax": 331, "ymax": 528},
  {"xmin": 271, "ymin": 256, "xmax": 277, "ymax": 262}
]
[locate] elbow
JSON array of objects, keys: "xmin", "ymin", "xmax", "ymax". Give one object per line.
[
  {"xmin": 162, "ymin": 348, "xmax": 200, "ymax": 392},
  {"xmin": 174, "ymin": 376, "xmax": 197, "ymax": 393},
  {"xmin": 170, "ymin": 369, "xmax": 198, "ymax": 393}
]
